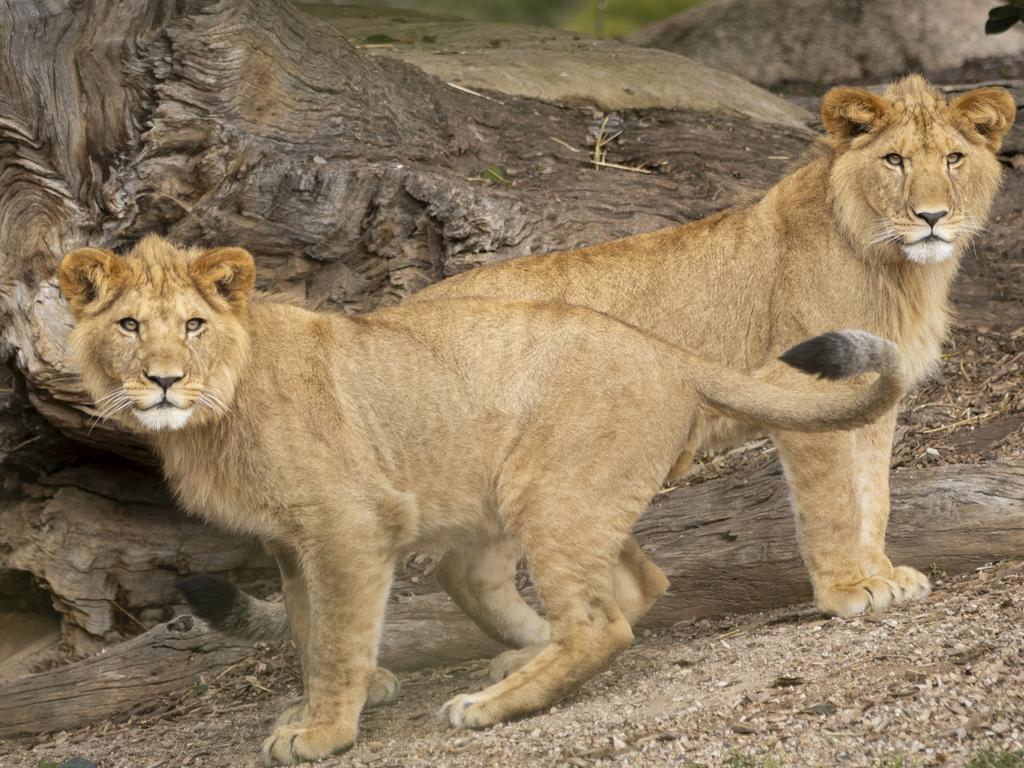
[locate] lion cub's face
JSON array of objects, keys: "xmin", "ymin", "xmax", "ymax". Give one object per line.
[
  {"xmin": 58, "ymin": 236, "xmax": 255, "ymax": 432},
  {"xmin": 822, "ymin": 76, "xmax": 1015, "ymax": 265}
]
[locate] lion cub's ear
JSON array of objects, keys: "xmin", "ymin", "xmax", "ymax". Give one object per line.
[
  {"xmin": 190, "ymin": 247, "xmax": 256, "ymax": 310},
  {"xmin": 950, "ymin": 87, "xmax": 1016, "ymax": 152},
  {"xmin": 59, "ymin": 247, "xmax": 128, "ymax": 318},
  {"xmin": 821, "ymin": 87, "xmax": 892, "ymax": 145}
]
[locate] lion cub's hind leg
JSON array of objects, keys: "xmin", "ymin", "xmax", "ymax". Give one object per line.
[
  {"xmin": 441, "ymin": 499, "xmax": 636, "ymax": 729},
  {"xmin": 442, "ymin": 577, "xmax": 632, "ymax": 728},
  {"xmin": 445, "ymin": 533, "xmax": 666, "ymax": 683},
  {"xmin": 614, "ymin": 536, "xmax": 670, "ymax": 624},
  {"xmin": 450, "ymin": 359, "xmax": 689, "ymax": 717},
  {"xmin": 437, "ymin": 537, "xmax": 551, "ymax": 649},
  {"xmin": 487, "ymin": 537, "xmax": 668, "ymax": 683}
]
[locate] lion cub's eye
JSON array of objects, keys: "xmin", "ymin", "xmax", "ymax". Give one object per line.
[
  {"xmin": 118, "ymin": 317, "xmax": 139, "ymax": 333},
  {"xmin": 884, "ymin": 153, "xmax": 904, "ymax": 167},
  {"xmin": 947, "ymin": 152, "xmax": 964, "ymax": 165},
  {"xmin": 185, "ymin": 318, "xmax": 206, "ymax": 333}
]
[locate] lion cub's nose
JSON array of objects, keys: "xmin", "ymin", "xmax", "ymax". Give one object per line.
[
  {"xmin": 914, "ymin": 210, "xmax": 947, "ymax": 229},
  {"xmin": 145, "ymin": 372, "xmax": 183, "ymax": 392}
]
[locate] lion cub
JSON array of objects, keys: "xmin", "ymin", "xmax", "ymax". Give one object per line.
[{"xmin": 60, "ymin": 235, "xmax": 906, "ymax": 766}]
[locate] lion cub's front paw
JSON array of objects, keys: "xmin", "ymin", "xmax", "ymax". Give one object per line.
[
  {"xmin": 261, "ymin": 722, "xmax": 355, "ymax": 766},
  {"xmin": 366, "ymin": 667, "xmax": 401, "ymax": 707},
  {"xmin": 891, "ymin": 565, "xmax": 932, "ymax": 601},
  {"xmin": 440, "ymin": 693, "xmax": 497, "ymax": 730},
  {"xmin": 815, "ymin": 566, "xmax": 931, "ymax": 617}
]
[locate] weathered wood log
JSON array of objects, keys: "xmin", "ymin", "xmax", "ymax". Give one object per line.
[
  {"xmin": 639, "ymin": 457, "xmax": 1024, "ymax": 624},
  {"xmin": 0, "ymin": 600, "xmax": 503, "ymax": 739},
  {"xmin": 301, "ymin": 4, "xmax": 810, "ymax": 124},
  {"xmin": 0, "ymin": 463, "xmax": 266, "ymax": 653},
  {"xmin": 2, "ymin": 458, "xmax": 1021, "ymax": 738},
  {"xmin": 0, "ymin": 615, "xmax": 251, "ymax": 739}
]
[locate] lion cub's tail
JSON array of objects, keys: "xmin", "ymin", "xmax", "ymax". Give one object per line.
[
  {"xmin": 178, "ymin": 575, "xmax": 291, "ymax": 641},
  {"xmin": 694, "ymin": 330, "xmax": 907, "ymax": 432}
]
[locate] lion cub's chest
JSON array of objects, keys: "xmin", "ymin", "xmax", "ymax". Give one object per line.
[{"xmin": 158, "ymin": 435, "xmax": 277, "ymax": 538}]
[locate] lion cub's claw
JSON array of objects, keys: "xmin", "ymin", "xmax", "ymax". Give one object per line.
[
  {"xmin": 815, "ymin": 566, "xmax": 931, "ymax": 617},
  {"xmin": 366, "ymin": 667, "xmax": 401, "ymax": 707},
  {"xmin": 261, "ymin": 723, "xmax": 354, "ymax": 766}
]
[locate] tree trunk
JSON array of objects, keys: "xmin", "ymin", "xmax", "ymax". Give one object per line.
[
  {"xmin": 638, "ymin": 458, "xmax": 1024, "ymax": 624},
  {"xmin": 0, "ymin": 615, "xmax": 251, "ymax": 739}
]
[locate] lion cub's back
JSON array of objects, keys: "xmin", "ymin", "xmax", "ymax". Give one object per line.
[
  {"xmin": 370, "ymin": 298, "xmax": 701, "ymax": 504},
  {"xmin": 364, "ymin": 298, "xmax": 698, "ymax": 417}
]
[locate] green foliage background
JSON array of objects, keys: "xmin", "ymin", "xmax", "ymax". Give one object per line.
[{"xmin": 304, "ymin": 0, "xmax": 706, "ymax": 36}]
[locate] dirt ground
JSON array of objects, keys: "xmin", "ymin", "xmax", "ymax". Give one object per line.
[{"xmin": 2, "ymin": 562, "xmax": 1021, "ymax": 768}]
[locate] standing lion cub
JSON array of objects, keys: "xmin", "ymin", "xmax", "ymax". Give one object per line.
[{"xmin": 60, "ymin": 235, "xmax": 906, "ymax": 765}]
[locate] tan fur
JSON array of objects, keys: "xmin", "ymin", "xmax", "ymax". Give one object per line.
[
  {"xmin": 405, "ymin": 76, "xmax": 1015, "ymax": 634},
  {"xmin": 62, "ymin": 237, "xmax": 905, "ymax": 764}
]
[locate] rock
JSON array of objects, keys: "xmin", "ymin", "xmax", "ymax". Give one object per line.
[
  {"xmin": 301, "ymin": 5, "xmax": 810, "ymax": 127},
  {"xmin": 627, "ymin": 0, "xmax": 1024, "ymax": 89}
]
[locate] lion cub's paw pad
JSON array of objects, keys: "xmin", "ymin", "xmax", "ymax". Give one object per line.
[
  {"xmin": 366, "ymin": 668, "xmax": 401, "ymax": 707},
  {"xmin": 440, "ymin": 693, "xmax": 495, "ymax": 730},
  {"xmin": 261, "ymin": 723, "xmax": 353, "ymax": 767}
]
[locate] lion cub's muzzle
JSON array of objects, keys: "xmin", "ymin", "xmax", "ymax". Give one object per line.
[
  {"xmin": 899, "ymin": 210, "xmax": 959, "ymax": 265},
  {"xmin": 132, "ymin": 371, "xmax": 195, "ymax": 431}
]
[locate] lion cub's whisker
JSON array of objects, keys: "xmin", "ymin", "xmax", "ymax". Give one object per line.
[
  {"xmin": 87, "ymin": 396, "xmax": 134, "ymax": 434},
  {"xmin": 197, "ymin": 391, "xmax": 230, "ymax": 415},
  {"xmin": 202, "ymin": 389, "xmax": 230, "ymax": 410},
  {"xmin": 92, "ymin": 388, "xmax": 128, "ymax": 406},
  {"xmin": 92, "ymin": 394, "xmax": 130, "ymax": 418}
]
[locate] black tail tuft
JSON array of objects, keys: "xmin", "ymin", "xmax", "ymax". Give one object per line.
[
  {"xmin": 178, "ymin": 574, "xmax": 242, "ymax": 630},
  {"xmin": 779, "ymin": 332, "xmax": 857, "ymax": 381}
]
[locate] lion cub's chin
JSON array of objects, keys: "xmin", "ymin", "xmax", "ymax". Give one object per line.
[
  {"xmin": 134, "ymin": 406, "xmax": 193, "ymax": 431},
  {"xmin": 903, "ymin": 238, "xmax": 955, "ymax": 265}
]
